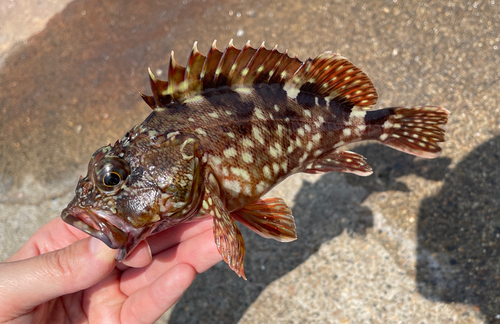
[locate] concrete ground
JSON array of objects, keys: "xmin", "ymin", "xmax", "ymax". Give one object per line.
[{"xmin": 1, "ymin": 0, "xmax": 499, "ymax": 323}]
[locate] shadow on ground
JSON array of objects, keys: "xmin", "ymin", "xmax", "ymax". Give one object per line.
[
  {"xmin": 169, "ymin": 144, "xmax": 451, "ymax": 323},
  {"xmin": 416, "ymin": 136, "xmax": 500, "ymax": 324}
]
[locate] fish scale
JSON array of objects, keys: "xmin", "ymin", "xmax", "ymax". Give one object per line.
[{"xmin": 61, "ymin": 40, "xmax": 449, "ymax": 279}]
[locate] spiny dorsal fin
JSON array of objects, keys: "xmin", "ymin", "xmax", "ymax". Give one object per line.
[
  {"xmin": 184, "ymin": 42, "xmax": 204, "ymax": 96},
  {"xmin": 141, "ymin": 40, "xmax": 378, "ymax": 110},
  {"xmin": 143, "ymin": 68, "xmax": 170, "ymax": 108},
  {"xmin": 228, "ymin": 40, "xmax": 257, "ymax": 86},
  {"xmin": 167, "ymin": 51, "xmax": 186, "ymax": 99},
  {"xmin": 201, "ymin": 40, "xmax": 224, "ymax": 90},
  {"xmin": 214, "ymin": 39, "xmax": 240, "ymax": 87},
  {"xmin": 253, "ymin": 44, "xmax": 282, "ymax": 84}
]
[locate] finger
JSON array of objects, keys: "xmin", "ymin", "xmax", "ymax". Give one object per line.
[
  {"xmin": 147, "ymin": 217, "xmax": 213, "ymax": 255},
  {"xmin": 0, "ymin": 237, "xmax": 116, "ymax": 314},
  {"xmin": 117, "ymin": 218, "xmax": 212, "ymax": 271},
  {"xmin": 120, "ymin": 229, "xmax": 221, "ymax": 296},
  {"xmin": 121, "ymin": 263, "xmax": 197, "ymax": 324},
  {"xmin": 83, "ymin": 268, "xmax": 126, "ymax": 323},
  {"xmin": 8, "ymin": 218, "xmax": 88, "ymax": 261},
  {"xmin": 118, "ymin": 240, "xmax": 152, "ymax": 269}
]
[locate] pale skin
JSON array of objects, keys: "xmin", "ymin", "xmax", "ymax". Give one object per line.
[{"xmin": 0, "ymin": 217, "xmax": 222, "ymax": 324}]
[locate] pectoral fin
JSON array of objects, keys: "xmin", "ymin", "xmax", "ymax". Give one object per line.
[
  {"xmin": 304, "ymin": 150, "xmax": 373, "ymax": 176},
  {"xmin": 232, "ymin": 198, "xmax": 297, "ymax": 242},
  {"xmin": 204, "ymin": 188, "xmax": 246, "ymax": 279}
]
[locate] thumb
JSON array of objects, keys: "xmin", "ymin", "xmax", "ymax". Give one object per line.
[{"xmin": 0, "ymin": 237, "xmax": 116, "ymax": 313}]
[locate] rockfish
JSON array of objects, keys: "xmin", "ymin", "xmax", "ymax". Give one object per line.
[{"xmin": 62, "ymin": 40, "xmax": 449, "ymax": 278}]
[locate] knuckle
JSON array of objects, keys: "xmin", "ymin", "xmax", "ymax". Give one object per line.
[{"xmin": 43, "ymin": 246, "xmax": 79, "ymax": 280}]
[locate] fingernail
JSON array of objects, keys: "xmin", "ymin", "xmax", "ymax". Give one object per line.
[
  {"xmin": 89, "ymin": 237, "xmax": 116, "ymax": 261},
  {"xmin": 90, "ymin": 237, "xmax": 105, "ymax": 254}
]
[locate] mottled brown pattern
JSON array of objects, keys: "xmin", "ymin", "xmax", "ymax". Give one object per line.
[{"xmin": 62, "ymin": 41, "xmax": 449, "ymax": 278}]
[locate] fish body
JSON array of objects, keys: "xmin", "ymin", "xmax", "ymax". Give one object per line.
[{"xmin": 62, "ymin": 40, "xmax": 449, "ymax": 278}]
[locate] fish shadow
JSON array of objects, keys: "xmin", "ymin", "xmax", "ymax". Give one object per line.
[
  {"xmin": 169, "ymin": 144, "xmax": 451, "ymax": 324},
  {"xmin": 415, "ymin": 136, "xmax": 500, "ymax": 323}
]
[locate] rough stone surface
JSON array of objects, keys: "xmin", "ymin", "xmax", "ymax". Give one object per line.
[{"xmin": 1, "ymin": 0, "xmax": 499, "ymax": 323}]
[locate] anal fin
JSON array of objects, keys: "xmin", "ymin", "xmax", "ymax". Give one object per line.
[
  {"xmin": 232, "ymin": 198, "xmax": 297, "ymax": 242},
  {"xmin": 204, "ymin": 187, "xmax": 246, "ymax": 279},
  {"xmin": 304, "ymin": 151, "xmax": 373, "ymax": 176}
]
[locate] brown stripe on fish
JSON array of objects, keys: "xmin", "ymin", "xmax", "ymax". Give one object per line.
[
  {"xmin": 296, "ymin": 82, "xmax": 328, "ymax": 109},
  {"xmin": 296, "ymin": 90, "xmax": 316, "ymax": 109},
  {"xmin": 202, "ymin": 87, "xmax": 257, "ymax": 122},
  {"xmin": 328, "ymin": 97, "xmax": 354, "ymax": 122},
  {"xmin": 313, "ymin": 97, "xmax": 355, "ymax": 137},
  {"xmin": 250, "ymin": 84, "xmax": 305, "ymax": 134},
  {"xmin": 252, "ymin": 83, "xmax": 288, "ymax": 103},
  {"xmin": 360, "ymin": 107, "xmax": 395, "ymax": 140},
  {"xmin": 251, "ymin": 84, "xmax": 295, "ymax": 130}
]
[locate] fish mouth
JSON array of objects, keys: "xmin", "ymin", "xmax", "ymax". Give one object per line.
[{"xmin": 61, "ymin": 206, "xmax": 128, "ymax": 253}]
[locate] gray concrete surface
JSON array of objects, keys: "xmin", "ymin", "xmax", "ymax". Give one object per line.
[{"xmin": 1, "ymin": 0, "xmax": 499, "ymax": 323}]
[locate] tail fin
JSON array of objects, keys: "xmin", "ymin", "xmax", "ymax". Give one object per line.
[{"xmin": 378, "ymin": 106, "xmax": 449, "ymax": 158}]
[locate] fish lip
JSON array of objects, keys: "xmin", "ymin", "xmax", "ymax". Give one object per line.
[{"xmin": 61, "ymin": 206, "xmax": 128, "ymax": 250}]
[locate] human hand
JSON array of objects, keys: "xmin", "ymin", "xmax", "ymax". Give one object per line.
[{"xmin": 0, "ymin": 216, "xmax": 221, "ymax": 323}]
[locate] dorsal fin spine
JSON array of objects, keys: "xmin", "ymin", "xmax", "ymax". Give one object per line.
[
  {"xmin": 184, "ymin": 41, "xmax": 198, "ymax": 80},
  {"xmin": 241, "ymin": 42, "xmax": 267, "ymax": 84},
  {"xmin": 261, "ymin": 45, "xmax": 279, "ymax": 77},
  {"xmin": 253, "ymin": 45, "xmax": 281, "ymax": 84},
  {"xmin": 184, "ymin": 41, "xmax": 199, "ymax": 82},
  {"xmin": 200, "ymin": 40, "xmax": 224, "ymax": 89},
  {"xmin": 141, "ymin": 40, "xmax": 378, "ymax": 110},
  {"xmin": 140, "ymin": 92, "xmax": 156, "ymax": 109},
  {"xmin": 213, "ymin": 39, "xmax": 235, "ymax": 85},
  {"xmin": 167, "ymin": 50, "xmax": 187, "ymax": 99},
  {"xmin": 226, "ymin": 41, "xmax": 248, "ymax": 83},
  {"xmin": 167, "ymin": 51, "xmax": 177, "ymax": 96},
  {"xmin": 199, "ymin": 41, "xmax": 216, "ymax": 81},
  {"xmin": 267, "ymin": 50, "xmax": 288, "ymax": 84},
  {"xmin": 184, "ymin": 41, "xmax": 204, "ymax": 96},
  {"xmin": 148, "ymin": 68, "xmax": 160, "ymax": 108},
  {"xmin": 249, "ymin": 42, "xmax": 280, "ymax": 83},
  {"xmin": 229, "ymin": 41, "xmax": 256, "ymax": 85}
]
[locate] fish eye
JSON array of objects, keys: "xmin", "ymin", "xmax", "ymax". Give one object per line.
[
  {"xmin": 103, "ymin": 172, "xmax": 122, "ymax": 187},
  {"xmin": 94, "ymin": 157, "xmax": 130, "ymax": 194}
]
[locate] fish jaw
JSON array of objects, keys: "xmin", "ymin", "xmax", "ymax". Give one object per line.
[{"xmin": 61, "ymin": 205, "xmax": 150, "ymax": 261}]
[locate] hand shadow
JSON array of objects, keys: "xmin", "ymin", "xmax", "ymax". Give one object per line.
[
  {"xmin": 168, "ymin": 143, "xmax": 451, "ymax": 324},
  {"xmin": 416, "ymin": 136, "xmax": 500, "ymax": 323}
]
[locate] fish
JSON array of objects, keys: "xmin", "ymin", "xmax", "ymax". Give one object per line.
[{"xmin": 61, "ymin": 40, "xmax": 449, "ymax": 279}]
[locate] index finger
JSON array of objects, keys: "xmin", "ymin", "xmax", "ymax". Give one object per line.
[{"xmin": 7, "ymin": 217, "xmax": 89, "ymax": 261}]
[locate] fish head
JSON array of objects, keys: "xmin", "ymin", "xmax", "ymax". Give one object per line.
[{"xmin": 61, "ymin": 133, "xmax": 205, "ymax": 260}]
